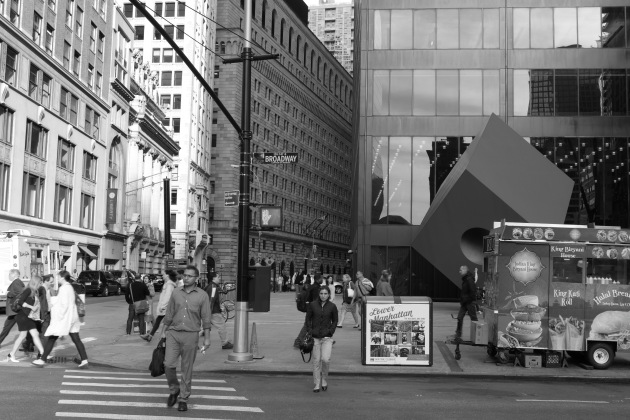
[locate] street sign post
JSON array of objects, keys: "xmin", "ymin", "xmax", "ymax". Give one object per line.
[
  {"xmin": 254, "ymin": 152, "xmax": 298, "ymax": 164},
  {"xmin": 225, "ymin": 190, "xmax": 239, "ymax": 207}
]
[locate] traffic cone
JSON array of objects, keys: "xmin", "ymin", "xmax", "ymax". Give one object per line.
[{"xmin": 250, "ymin": 322, "xmax": 264, "ymax": 359}]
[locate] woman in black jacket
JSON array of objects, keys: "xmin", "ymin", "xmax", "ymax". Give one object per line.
[{"xmin": 305, "ymin": 287, "xmax": 338, "ymax": 393}]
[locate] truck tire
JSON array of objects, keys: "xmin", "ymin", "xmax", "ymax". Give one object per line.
[{"xmin": 587, "ymin": 342, "xmax": 614, "ymax": 369}]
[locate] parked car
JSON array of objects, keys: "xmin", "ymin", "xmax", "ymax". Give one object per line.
[
  {"xmin": 77, "ymin": 270, "xmax": 122, "ymax": 297},
  {"xmin": 322, "ymin": 274, "xmax": 343, "ymax": 294},
  {"xmin": 146, "ymin": 274, "xmax": 164, "ymax": 292},
  {"xmin": 108, "ymin": 270, "xmax": 135, "ymax": 291}
]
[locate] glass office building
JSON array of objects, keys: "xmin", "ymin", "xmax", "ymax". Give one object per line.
[{"xmin": 352, "ymin": 1, "xmax": 630, "ymax": 299}]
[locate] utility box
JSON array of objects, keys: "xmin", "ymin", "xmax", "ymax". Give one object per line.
[
  {"xmin": 247, "ymin": 266, "xmax": 271, "ymax": 312},
  {"xmin": 470, "ymin": 321, "xmax": 488, "ymax": 345}
]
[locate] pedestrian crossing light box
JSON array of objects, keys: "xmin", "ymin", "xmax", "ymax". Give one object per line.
[
  {"xmin": 260, "ymin": 206, "xmax": 282, "ymax": 228},
  {"xmin": 361, "ymin": 296, "xmax": 433, "ymax": 366}
]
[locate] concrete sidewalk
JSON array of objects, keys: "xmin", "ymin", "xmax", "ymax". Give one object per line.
[{"xmin": 3, "ymin": 292, "xmax": 630, "ymax": 381}]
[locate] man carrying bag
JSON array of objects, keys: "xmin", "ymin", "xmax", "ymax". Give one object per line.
[{"xmin": 125, "ymin": 276, "xmax": 151, "ymax": 335}]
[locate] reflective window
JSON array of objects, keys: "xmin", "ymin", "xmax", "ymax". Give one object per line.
[
  {"xmin": 388, "ymin": 137, "xmax": 412, "ymax": 224},
  {"xmin": 390, "ymin": 71, "xmax": 412, "ymax": 115},
  {"xmin": 371, "ymin": 137, "xmax": 388, "ymax": 223},
  {"xmin": 483, "ymin": 9, "xmax": 499, "ymax": 48},
  {"xmin": 513, "ymin": 70, "xmax": 531, "ymax": 116},
  {"xmin": 374, "ymin": 10, "xmax": 390, "ymax": 49},
  {"xmin": 414, "ymin": 10, "xmax": 436, "ymax": 49},
  {"xmin": 437, "ymin": 9, "xmax": 458, "ymax": 49},
  {"xmin": 460, "ymin": 70, "xmax": 482, "ymax": 115},
  {"xmin": 460, "ymin": 9, "xmax": 482, "ymax": 49},
  {"xmin": 603, "ymin": 69, "xmax": 626, "ymax": 116},
  {"xmin": 578, "ymin": 8, "xmax": 601, "ymax": 48},
  {"xmin": 601, "ymin": 7, "xmax": 625, "ymax": 48},
  {"xmin": 373, "ymin": 70, "xmax": 389, "ymax": 115},
  {"xmin": 391, "ymin": 10, "xmax": 412, "ymax": 49},
  {"xmin": 530, "ymin": 8, "xmax": 553, "ymax": 48},
  {"xmin": 412, "ymin": 137, "xmax": 432, "ymax": 225},
  {"xmin": 578, "ymin": 69, "xmax": 601, "ymax": 116},
  {"xmin": 529, "ymin": 69, "xmax": 555, "ymax": 116},
  {"xmin": 554, "ymin": 8, "xmax": 577, "ymax": 48},
  {"xmin": 413, "ymin": 70, "xmax": 435, "ymax": 115},
  {"xmin": 554, "ymin": 69, "xmax": 578, "ymax": 116},
  {"xmin": 437, "ymin": 70, "xmax": 458, "ymax": 115},
  {"xmin": 483, "ymin": 70, "xmax": 500, "ymax": 115},
  {"xmin": 513, "ymin": 8, "xmax": 530, "ymax": 48}
]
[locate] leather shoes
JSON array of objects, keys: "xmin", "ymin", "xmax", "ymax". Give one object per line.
[
  {"xmin": 167, "ymin": 390, "xmax": 180, "ymax": 407},
  {"xmin": 322, "ymin": 385, "xmax": 328, "ymax": 391},
  {"xmin": 178, "ymin": 401, "xmax": 188, "ymax": 411}
]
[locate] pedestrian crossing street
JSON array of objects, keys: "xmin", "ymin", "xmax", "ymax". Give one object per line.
[{"xmin": 55, "ymin": 369, "xmax": 264, "ymax": 419}]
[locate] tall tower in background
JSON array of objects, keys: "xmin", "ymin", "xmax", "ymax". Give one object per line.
[{"xmin": 308, "ymin": 0, "xmax": 353, "ymax": 75}]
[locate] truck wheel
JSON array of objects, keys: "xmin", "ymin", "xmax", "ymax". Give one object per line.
[{"xmin": 587, "ymin": 342, "xmax": 614, "ymax": 369}]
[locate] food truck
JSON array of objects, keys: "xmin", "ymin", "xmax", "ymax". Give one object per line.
[
  {"xmin": 0, "ymin": 230, "xmax": 61, "ymax": 310},
  {"xmin": 483, "ymin": 221, "xmax": 630, "ymax": 369}
]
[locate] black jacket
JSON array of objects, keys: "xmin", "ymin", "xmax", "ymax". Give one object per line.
[
  {"xmin": 306, "ymin": 282, "xmax": 322, "ymax": 303},
  {"xmin": 125, "ymin": 281, "xmax": 150, "ymax": 304},
  {"xmin": 305, "ymin": 299, "xmax": 338, "ymax": 339},
  {"xmin": 460, "ymin": 272, "xmax": 476, "ymax": 305}
]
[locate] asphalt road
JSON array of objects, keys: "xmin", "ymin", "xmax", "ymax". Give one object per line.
[{"xmin": 1, "ymin": 364, "xmax": 628, "ymax": 420}]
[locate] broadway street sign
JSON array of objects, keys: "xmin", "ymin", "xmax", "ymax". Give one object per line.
[{"xmin": 255, "ymin": 152, "xmax": 298, "ymax": 164}]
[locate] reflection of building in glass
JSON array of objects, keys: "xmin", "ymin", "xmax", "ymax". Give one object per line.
[
  {"xmin": 353, "ymin": 2, "xmax": 630, "ymax": 299},
  {"xmin": 308, "ymin": 0, "xmax": 354, "ymax": 75}
]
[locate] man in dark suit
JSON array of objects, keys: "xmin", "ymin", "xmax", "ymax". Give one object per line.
[{"xmin": 0, "ymin": 269, "xmax": 24, "ymax": 348}]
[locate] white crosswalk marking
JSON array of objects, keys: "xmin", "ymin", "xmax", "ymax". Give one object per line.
[{"xmin": 55, "ymin": 369, "xmax": 263, "ymax": 418}]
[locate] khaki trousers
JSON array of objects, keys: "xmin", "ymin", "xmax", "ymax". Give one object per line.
[{"xmin": 164, "ymin": 330, "xmax": 200, "ymax": 402}]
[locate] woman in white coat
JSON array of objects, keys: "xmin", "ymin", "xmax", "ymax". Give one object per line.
[{"xmin": 32, "ymin": 270, "xmax": 88, "ymax": 368}]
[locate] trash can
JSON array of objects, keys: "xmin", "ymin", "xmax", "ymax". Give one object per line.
[{"xmin": 361, "ymin": 296, "xmax": 433, "ymax": 366}]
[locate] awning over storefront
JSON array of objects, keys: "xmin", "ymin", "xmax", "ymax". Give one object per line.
[{"xmin": 78, "ymin": 245, "xmax": 96, "ymax": 257}]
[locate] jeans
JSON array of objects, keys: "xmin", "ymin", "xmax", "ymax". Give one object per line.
[
  {"xmin": 149, "ymin": 315, "xmax": 164, "ymax": 336},
  {"xmin": 42, "ymin": 333, "xmax": 88, "ymax": 361},
  {"xmin": 312, "ymin": 337, "xmax": 333, "ymax": 387},
  {"xmin": 456, "ymin": 302, "xmax": 478, "ymax": 338},
  {"xmin": 126, "ymin": 304, "xmax": 146, "ymax": 335},
  {"xmin": 0, "ymin": 315, "xmax": 17, "ymax": 346},
  {"xmin": 164, "ymin": 330, "xmax": 199, "ymax": 403},
  {"xmin": 210, "ymin": 313, "xmax": 228, "ymax": 345},
  {"xmin": 337, "ymin": 302, "xmax": 359, "ymax": 326}
]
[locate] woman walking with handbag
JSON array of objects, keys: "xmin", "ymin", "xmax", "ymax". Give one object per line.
[
  {"xmin": 125, "ymin": 275, "xmax": 151, "ymax": 335},
  {"xmin": 32, "ymin": 270, "xmax": 88, "ymax": 368},
  {"xmin": 305, "ymin": 287, "xmax": 338, "ymax": 393},
  {"xmin": 3, "ymin": 276, "xmax": 45, "ymax": 363},
  {"xmin": 141, "ymin": 270, "xmax": 177, "ymax": 342}
]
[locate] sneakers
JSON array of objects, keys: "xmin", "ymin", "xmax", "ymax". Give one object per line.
[
  {"xmin": 32, "ymin": 359, "xmax": 45, "ymax": 367},
  {"xmin": 78, "ymin": 360, "xmax": 89, "ymax": 369},
  {"xmin": 140, "ymin": 334, "xmax": 153, "ymax": 342},
  {"xmin": 222, "ymin": 342, "xmax": 233, "ymax": 350}
]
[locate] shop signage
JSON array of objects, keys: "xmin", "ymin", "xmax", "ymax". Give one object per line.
[
  {"xmin": 106, "ymin": 189, "xmax": 118, "ymax": 224},
  {"xmin": 506, "ymin": 248, "xmax": 545, "ymax": 285},
  {"xmin": 550, "ymin": 243, "xmax": 586, "ymax": 258}
]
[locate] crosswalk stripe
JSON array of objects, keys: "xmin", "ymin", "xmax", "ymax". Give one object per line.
[
  {"xmin": 63, "ymin": 375, "xmax": 226, "ymax": 383},
  {"xmin": 60, "ymin": 390, "xmax": 247, "ymax": 400},
  {"xmin": 56, "ymin": 412, "xmax": 231, "ymax": 420},
  {"xmin": 52, "ymin": 337, "xmax": 97, "ymax": 352},
  {"xmin": 62, "ymin": 382, "xmax": 235, "ymax": 391},
  {"xmin": 65, "ymin": 370, "xmax": 152, "ymax": 376},
  {"xmin": 58, "ymin": 400, "xmax": 264, "ymax": 412}
]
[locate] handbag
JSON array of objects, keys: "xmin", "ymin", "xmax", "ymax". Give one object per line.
[
  {"xmin": 347, "ymin": 285, "xmax": 355, "ymax": 298},
  {"xmin": 130, "ymin": 282, "xmax": 149, "ymax": 314},
  {"xmin": 75, "ymin": 291, "xmax": 86, "ymax": 317},
  {"xmin": 149, "ymin": 338, "xmax": 166, "ymax": 377},
  {"xmin": 299, "ymin": 333, "xmax": 314, "ymax": 363}
]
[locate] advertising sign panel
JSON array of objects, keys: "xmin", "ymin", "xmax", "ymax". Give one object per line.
[{"xmin": 363, "ymin": 297, "xmax": 432, "ymax": 366}]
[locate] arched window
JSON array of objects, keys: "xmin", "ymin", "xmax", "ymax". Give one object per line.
[
  {"xmin": 289, "ymin": 27, "xmax": 293, "ymax": 53},
  {"xmin": 252, "ymin": 0, "xmax": 256, "ymax": 17},
  {"xmin": 310, "ymin": 51, "xmax": 315, "ymax": 73},
  {"xmin": 280, "ymin": 19, "xmax": 285, "ymax": 45},
  {"xmin": 271, "ymin": 9, "xmax": 276, "ymax": 37},
  {"xmin": 296, "ymin": 35, "xmax": 301, "ymax": 60},
  {"xmin": 317, "ymin": 57, "xmax": 321, "ymax": 79},
  {"xmin": 303, "ymin": 43, "xmax": 308, "ymax": 67},
  {"xmin": 329, "ymin": 70, "xmax": 333, "ymax": 90},
  {"xmin": 345, "ymin": 86, "xmax": 349, "ymax": 104},
  {"xmin": 261, "ymin": 0, "xmax": 267, "ymax": 28},
  {"xmin": 334, "ymin": 75, "xmax": 338, "ymax": 96},
  {"xmin": 220, "ymin": 42, "xmax": 226, "ymax": 54},
  {"xmin": 323, "ymin": 63, "xmax": 327, "ymax": 86}
]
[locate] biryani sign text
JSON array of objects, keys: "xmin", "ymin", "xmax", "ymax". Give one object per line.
[{"xmin": 369, "ymin": 305, "xmax": 413, "ymax": 321}]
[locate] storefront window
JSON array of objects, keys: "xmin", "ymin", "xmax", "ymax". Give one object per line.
[
  {"xmin": 390, "ymin": 71, "xmax": 412, "ymax": 115},
  {"xmin": 413, "ymin": 10, "xmax": 436, "ymax": 49},
  {"xmin": 437, "ymin": 9, "xmax": 458, "ymax": 49},
  {"xmin": 459, "ymin": 9, "xmax": 482, "ymax": 49},
  {"xmin": 554, "ymin": 8, "xmax": 577, "ymax": 48},
  {"xmin": 413, "ymin": 70, "xmax": 435, "ymax": 115},
  {"xmin": 530, "ymin": 8, "xmax": 553, "ymax": 48},
  {"xmin": 436, "ymin": 70, "xmax": 458, "ymax": 115},
  {"xmin": 390, "ymin": 10, "xmax": 412, "ymax": 49},
  {"xmin": 388, "ymin": 137, "xmax": 412, "ymax": 224},
  {"xmin": 460, "ymin": 70, "xmax": 482, "ymax": 115}
]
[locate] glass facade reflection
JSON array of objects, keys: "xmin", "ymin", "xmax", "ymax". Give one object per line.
[{"xmin": 354, "ymin": 2, "xmax": 630, "ymax": 300}]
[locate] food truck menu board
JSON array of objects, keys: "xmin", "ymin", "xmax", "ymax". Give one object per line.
[
  {"xmin": 363, "ymin": 298, "xmax": 432, "ymax": 366},
  {"xmin": 500, "ymin": 225, "xmax": 630, "ymax": 244},
  {"xmin": 585, "ymin": 284, "xmax": 630, "ymax": 351}
]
